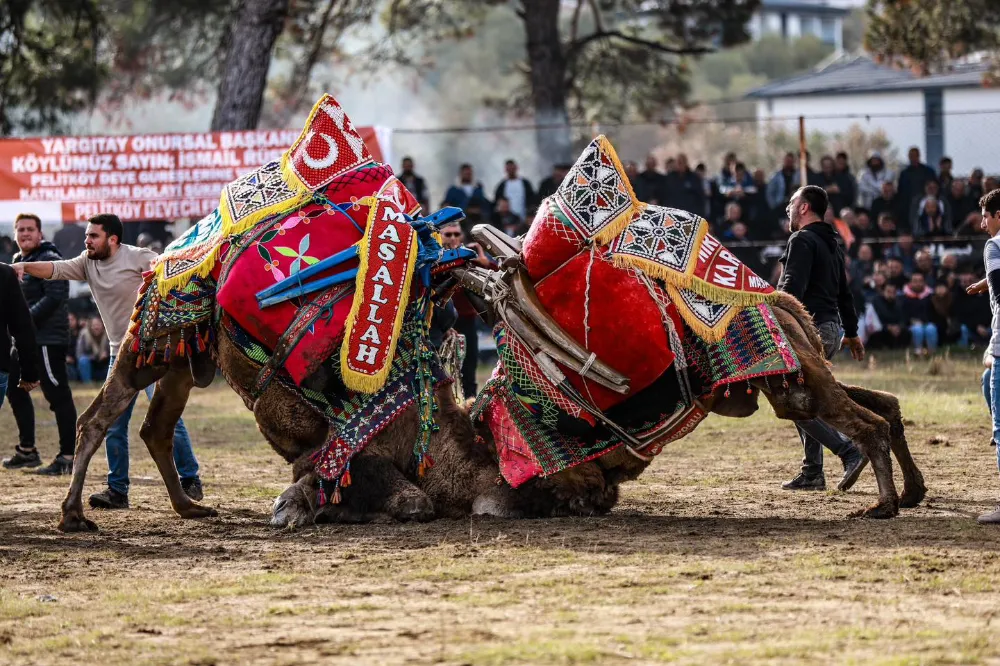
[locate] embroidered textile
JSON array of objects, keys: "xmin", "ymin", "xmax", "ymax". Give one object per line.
[
  {"xmin": 152, "ymin": 94, "xmax": 380, "ymax": 295},
  {"xmin": 340, "ymin": 198, "xmax": 419, "ymax": 393},
  {"xmin": 552, "ymin": 136, "xmax": 639, "ymax": 245},
  {"xmin": 682, "ymin": 303, "xmax": 800, "ymax": 393}
]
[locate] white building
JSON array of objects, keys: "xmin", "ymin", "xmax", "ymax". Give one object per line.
[
  {"xmin": 747, "ymin": 0, "xmax": 850, "ymax": 51},
  {"xmin": 747, "ymin": 54, "xmax": 1000, "ymax": 174}
]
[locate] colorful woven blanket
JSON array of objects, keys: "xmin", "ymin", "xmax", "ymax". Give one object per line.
[
  {"xmin": 473, "ymin": 134, "xmax": 801, "ymax": 488},
  {"xmin": 215, "ymin": 169, "xmax": 418, "ymax": 386},
  {"xmin": 524, "ymin": 135, "xmax": 777, "ymax": 345},
  {"xmin": 153, "ymin": 94, "xmax": 379, "ymax": 295}
]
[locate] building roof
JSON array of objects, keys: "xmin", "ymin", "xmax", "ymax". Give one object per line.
[
  {"xmin": 760, "ymin": 0, "xmax": 851, "ymax": 16},
  {"xmin": 747, "ymin": 53, "xmax": 989, "ymax": 99}
]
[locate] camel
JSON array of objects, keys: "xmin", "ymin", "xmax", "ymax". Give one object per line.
[
  {"xmin": 58, "ymin": 117, "xmax": 924, "ymax": 530},
  {"xmin": 59, "ymin": 317, "xmax": 511, "ymax": 533}
]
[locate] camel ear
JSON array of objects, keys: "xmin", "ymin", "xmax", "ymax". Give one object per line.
[{"xmin": 550, "ymin": 135, "xmax": 641, "ymax": 246}]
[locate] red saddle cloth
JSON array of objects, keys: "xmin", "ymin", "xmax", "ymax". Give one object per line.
[
  {"xmin": 216, "ymin": 167, "xmax": 419, "ymax": 384},
  {"xmin": 521, "ymin": 200, "xmax": 681, "ymax": 412}
]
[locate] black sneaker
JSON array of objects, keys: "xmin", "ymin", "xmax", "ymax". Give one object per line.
[
  {"xmin": 2, "ymin": 449, "xmax": 41, "ymax": 470},
  {"xmin": 782, "ymin": 472, "xmax": 826, "ymax": 491},
  {"xmin": 837, "ymin": 453, "xmax": 868, "ymax": 492},
  {"xmin": 181, "ymin": 478, "xmax": 204, "ymax": 502},
  {"xmin": 34, "ymin": 456, "xmax": 73, "ymax": 476},
  {"xmin": 89, "ymin": 487, "xmax": 129, "ymax": 510}
]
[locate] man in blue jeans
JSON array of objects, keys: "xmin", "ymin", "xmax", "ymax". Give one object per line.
[
  {"xmin": 11, "ymin": 214, "xmax": 204, "ymax": 509},
  {"xmin": 969, "ymin": 189, "xmax": 1000, "ymax": 524}
]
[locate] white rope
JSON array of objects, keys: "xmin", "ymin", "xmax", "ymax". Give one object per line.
[{"xmin": 582, "ymin": 245, "xmax": 598, "ymax": 408}]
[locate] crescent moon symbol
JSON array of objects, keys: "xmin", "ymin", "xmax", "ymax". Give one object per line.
[{"xmin": 301, "ymin": 132, "xmax": 339, "ymax": 170}]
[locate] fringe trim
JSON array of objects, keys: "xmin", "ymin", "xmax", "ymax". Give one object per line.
[
  {"xmin": 151, "ymin": 94, "xmax": 341, "ymax": 297},
  {"xmin": 612, "ymin": 253, "xmax": 780, "ymax": 310},
  {"xmin": 590, "ymin": 135, "xmax": 643, "ymax": 247},
  {"xmin": 339, "ymin": 206, "xmax": 419, "ymax": 394},
  {"xmin": 664, "ymin": 283, "xmax": 742, "ymax": 344}
]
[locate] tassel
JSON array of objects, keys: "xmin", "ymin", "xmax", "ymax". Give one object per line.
[
  {"xmin": 316, "ymin": 488, "xmax": 327, "ymax": 508},
  {"xmin": 341, "ymin": 467, "xmax": 352, "ymax": 488},
  {"xmin": 176, "ymin": 338, "xmax": 187, "ymax": 358},
  {"xmin": 146, "ymin": 348, "xmax": 156, "ymax": 366},
  {"xmin": 423, "ymin": 454, "xmax": 435, "ymax": 471},
  {"xmin": 163, "ymin": 338, "xmax": 172, "ymax": 363},
  {"xmin": 782, "ymin": 377, "xmax": 790, "ymax": 389},
  {"xmin": 195, "ymin": 333, "xmax": 206, "ymax": 354},
  {"xmin": 331, "ymin": 486, "xmax": 342, "ymax": 504},
  {"xmin": 797, "ymin": 373, "xmax": 805, "ymax": 385},
  {"xmin": 130, "ymin": 338, "xmax": 140, "ymax": 353},
  {"xmin": 724, "ymin": 386, "xmax": 731, "ymax": 399},
  {"xmin": 136, "ymin": 354, "xmax": 144, "ymax": 369}
]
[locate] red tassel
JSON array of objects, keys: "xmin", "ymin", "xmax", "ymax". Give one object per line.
[
  {"xmin": 146, "ymin": 349, "xmax": 156, "ymax": 366},
  {"xmin": 331, "ymin": 487, "xmax": 342, "ymax": 504},
  {"xmin": 341, "ymin": 470, "xmax": 351, "ymax": 488},
  {"xmin": 176, "ymin": 339, "xmax": 186, "ymax": 358},
  {"xmin": 130, "ymin": 338, "xmax": 140, "ymax": 353},
  {"xmin": 136, "ymin": 354, "xmax": 144, "ymax": 369},
  {"xmin": 424, "ymin": 454, "xmax": 435, "ymax": 471},
  {"xmin": 195, "ymin": 334, "xmax": 206, "ymax": 354}
]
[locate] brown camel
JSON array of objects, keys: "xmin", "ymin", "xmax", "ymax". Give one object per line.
[
  {"xmin": 58, "ymin": 320, "xmax": 509, "ymax": 533},
  {"xmin": 469, "ymin": 291, "xmax": 925, "ymax": 521},
  {"xmin": 60, "ymin": 287, "xmax": 924, "ymax": 532}
]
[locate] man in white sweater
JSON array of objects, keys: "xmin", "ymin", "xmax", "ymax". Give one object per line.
[{"xmin": 11, "ymin": 214, "xmax": 203, "ymax": 509}]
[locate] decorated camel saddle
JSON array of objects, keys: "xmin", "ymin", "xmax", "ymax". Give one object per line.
[
  {"xmin": 129, "ymin": 94, "xmax": 474, "ymax": 502},
  {"xmin": 460, "ymin": 136, "xmax": 802, "ymax": 487}
]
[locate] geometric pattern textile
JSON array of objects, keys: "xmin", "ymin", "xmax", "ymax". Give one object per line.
[
  {"xmin": 681, "ymin": 302, "xmax": 801, "ymax": 394},
  {"xmin": 609, "ymin": 204, "xmax": 706, "ymax": 277},
  {"xmin": 552, "ymin": 135, "xmax": 640, "ymax": 245},
  {"xmin": 152, "ymin": 93, "xmax": 380, "ymax": 296}
]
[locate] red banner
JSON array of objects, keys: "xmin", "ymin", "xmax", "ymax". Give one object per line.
[{"xmin": 0, "ymin": 128, "xmax": 384, "ymax": 223}]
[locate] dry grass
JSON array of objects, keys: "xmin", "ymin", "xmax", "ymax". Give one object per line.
[{"xmin": 2, "ymin": 352, "xmax": 1000, "ymax": 665}]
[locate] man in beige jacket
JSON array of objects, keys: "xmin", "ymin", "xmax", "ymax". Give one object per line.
[{"xmin": 11, "ymin": 214, "xmax": 204, "ymax": 509}]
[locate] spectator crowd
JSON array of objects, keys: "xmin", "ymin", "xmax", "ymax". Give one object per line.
[
  {"xmin": 2, "ymin": 145, "xmax": 996, "ymax": 402},
  {"xmin": 422, "ymin": 146, "xmax": 999, "ymax": 357}
]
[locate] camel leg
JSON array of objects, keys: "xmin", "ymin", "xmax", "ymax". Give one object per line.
[
  {"xmin": 841, "ymin": 383, "xmax": 926, "ymax": 509},
  {"xmin": 138, "ymin": 367, "xmax": 217, "ymax": 520},
  {"xmin": 59, "ymin": 362, "xmax": 141, "ymax": 532},
  {"xmin": 319, "ymin": 454, "xmax": 436, "ymax": 523}
]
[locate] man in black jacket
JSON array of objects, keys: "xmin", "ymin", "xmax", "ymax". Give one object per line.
[
  {"xmin": 2, "ymin": 213, "xmax": 77, "ymax": 475},
  {"xmin": 0, "ymin": 263, "xmax": 40, "ymax": 410},
  {"xmin": 777, "ymin": 186, "xmax": 867, "ymax": 492}
]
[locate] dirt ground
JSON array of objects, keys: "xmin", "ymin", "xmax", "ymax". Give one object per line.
[{"xmin": 3, "ymin": 352, "xmax": 1000, "ymax": 665}]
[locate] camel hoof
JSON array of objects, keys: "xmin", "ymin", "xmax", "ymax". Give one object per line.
[
  {"xmin": 177, "ymin": 503, "xmax": 219, "ymax": 520},
  {"xmin": 58, "ymin": 513, "xmax": 99, "ymax": 533},
  {"xmin": 899, "ymin": 485, "xmax": 927, "ymax": 509},
  {"xmin": 849, "ymin": 501, "xmax": 899, "ymax": 520}
]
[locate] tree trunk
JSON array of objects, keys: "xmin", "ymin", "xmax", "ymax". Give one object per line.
[
  {"xmin": 210, "ymin": 0, "xmax": 290, "ymax": 131},
  {"xmin": 521, "ymin": 0, "xmax": 572, "ymax": 165}
]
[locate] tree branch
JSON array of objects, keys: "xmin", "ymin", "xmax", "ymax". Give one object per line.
[{"xmin": 566, "ymin": 29, "xmax": 713, "ymax": 64}]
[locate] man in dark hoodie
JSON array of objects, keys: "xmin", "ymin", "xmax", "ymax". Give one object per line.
[
  {"xmin": 0, "ymin": 263, "xmax": 40, "ymax": 412},
  {"xmin": 777, "ymin": 186, "xmax": 867, "ymax": 492},
  {"xmin": 2, "ymin": 213, "xmax": 77, "ymax": 475}
]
